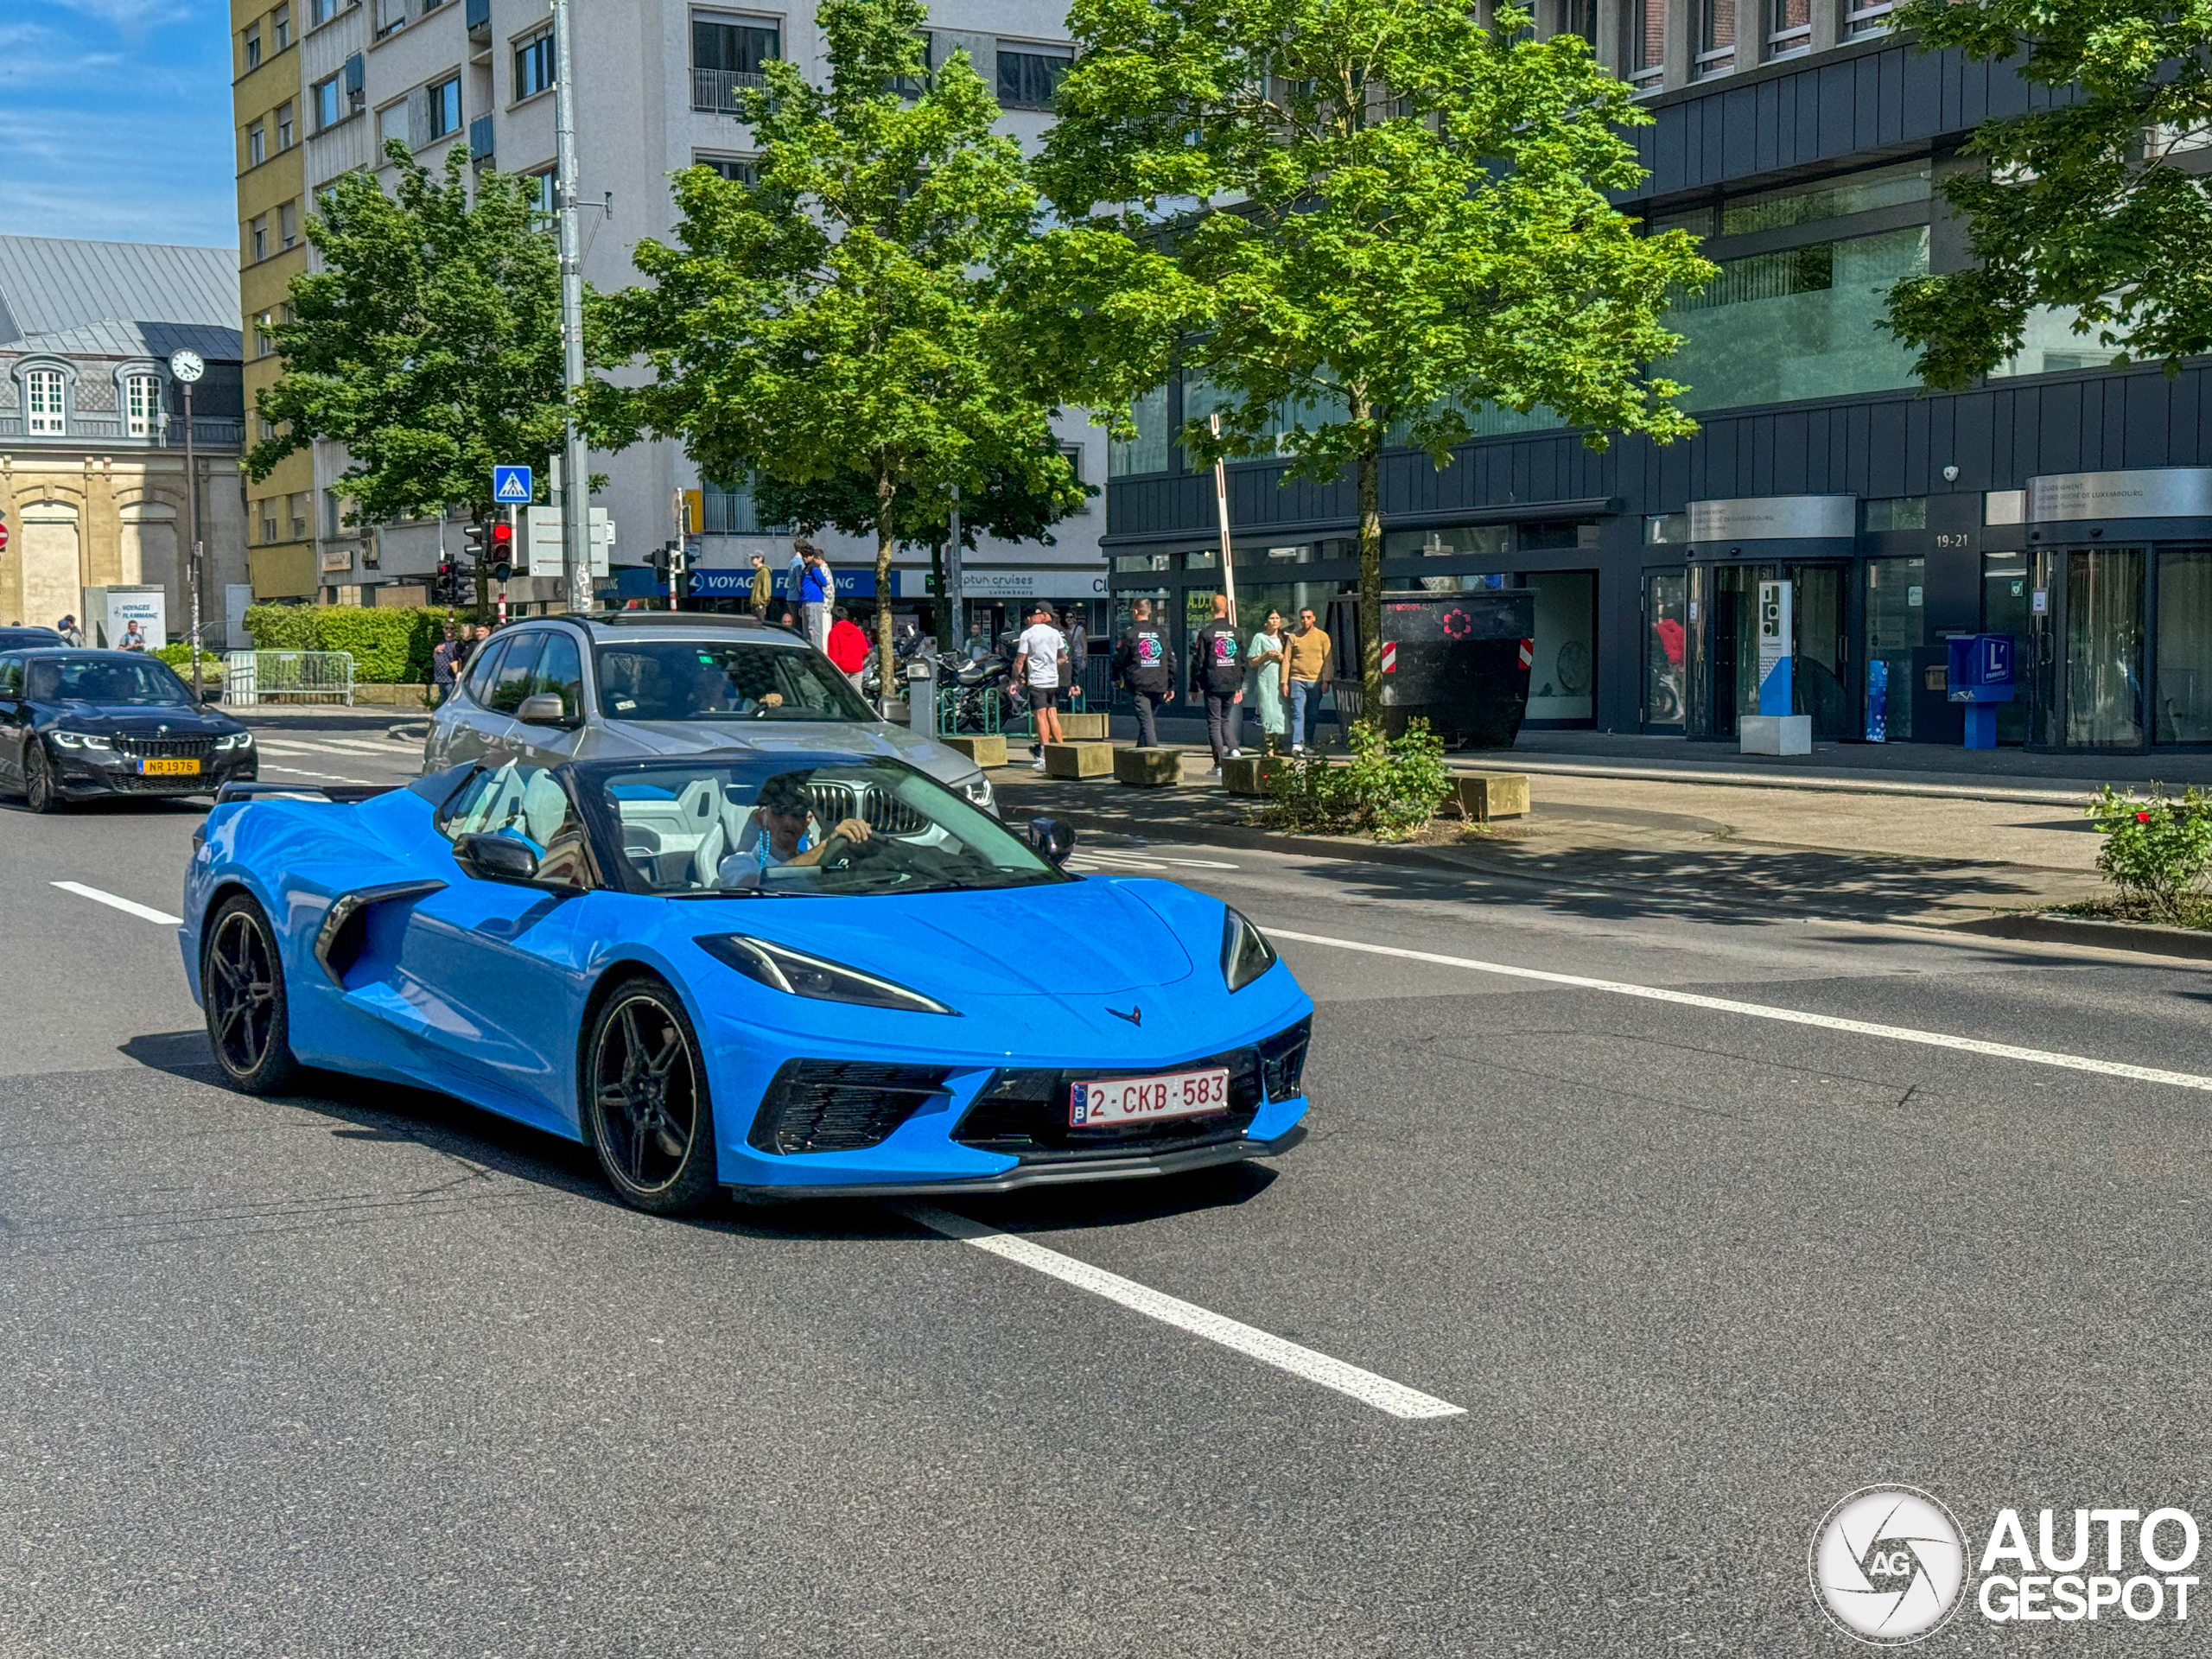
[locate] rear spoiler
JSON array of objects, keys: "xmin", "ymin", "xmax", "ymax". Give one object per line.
[{"xmin": 215, "ymin": 781, "xmax": 397, "ymax": 805}]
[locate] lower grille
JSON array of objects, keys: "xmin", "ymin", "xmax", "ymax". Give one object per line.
[
  {"xmin": 114, "ymin": 735, "xmax": 216, "ymax": 760},
  {"xmin": 750, "ymin": 1059, "xmax": 951, "ymax": 1154},
  {"xmin": 956, "ymin": 1052, "xmax": 1262, "ymax": 1161}
]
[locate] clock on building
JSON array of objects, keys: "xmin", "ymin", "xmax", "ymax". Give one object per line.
[{"xmin": 167, "ymin": 347, "xmax": 206, "ymax": 384}]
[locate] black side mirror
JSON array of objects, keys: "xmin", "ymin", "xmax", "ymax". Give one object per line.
[
  {"xmin": 1027, "ymin": 817, "xmax": 1077, "ymax": 867},
  {"xmin": 454, "ymin": 831, "xmax": 541, "ymax": 883},
  {"xmin": 201, "ymin": 687, "xmax": 223, "ymax": 703}
]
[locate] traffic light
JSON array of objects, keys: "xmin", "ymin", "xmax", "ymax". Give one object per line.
[
  {"xmin": 644, "ymin": 541, "xmax": 672, "ymax": 575},
  {"xmin": 435, "ymin": 558, "xmax": 459, "ymax": 606},
  {"xmin": 489, "ymin": 520, "xmax": 515, "ymax": 582},
  {"xmin": 461, "ymin": 522, "xmax": 489, "ymax": 563}
]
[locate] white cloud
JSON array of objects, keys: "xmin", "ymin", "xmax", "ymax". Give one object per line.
[{"xmin": 42, "ymin": 0, "xmax": 207, "ymax": 31}]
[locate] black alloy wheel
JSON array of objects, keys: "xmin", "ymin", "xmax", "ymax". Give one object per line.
[
  {"xmin": 585, "ymin": 977, "xmax": 718, "ymax": 1216},
  {"xmin": 201, "ymin": 893, "xmax": 302, "ymax": 1094},
  {"xmin": 23, "ymin": 741, "xmax": 64, "ymax": 813}
]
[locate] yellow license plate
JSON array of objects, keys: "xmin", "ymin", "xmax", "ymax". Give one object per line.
[{"xmin": 138, "ymin": 758, "xmax": 201, "ymax": 776}]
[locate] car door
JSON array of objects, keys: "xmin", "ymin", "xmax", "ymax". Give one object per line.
[
  {"xmin": 0, "ymin": 656, "xmax": 24, "ymax": 785},
  {"xmin": 430, "ymin": 636, "xmax": 512, "ymax": 771},
  {"xmin": 510, "ymin": 627, "xmax": 590, "ymax": 769},
  {"xmin": 474, "ymin": 632, "xmax": 549, "ymax": 770}
]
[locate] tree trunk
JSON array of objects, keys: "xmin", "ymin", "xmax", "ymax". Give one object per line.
[
  {"xmin": 874, "ymin": 465, "xmax": 898, "ymax": 716},
  {"xmin": 1357, "ymin": 424, "xmax": 1383, "ymax": 720}
]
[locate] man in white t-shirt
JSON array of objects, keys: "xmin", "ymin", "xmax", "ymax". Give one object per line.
[{"xmin": 1012, "ymin": 601, "xmax": 1069, "ymax": 770}]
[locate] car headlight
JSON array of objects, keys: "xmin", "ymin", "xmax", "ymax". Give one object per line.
[
  {"xmin": 214, "ymin": 731, "xmax": 253, "ymax": 749},
  {"xmin": 695, "ymin": 934, "xmax": 959, "ymax": 1015},
  {"xmin": 1221, "ymin": 906, "xmax": 1277, "ymax": 993},
  {"xmin": 958, "ymin": 772, "xmax": 994, "ymax": 811},
  {"xmin": 48, "ymin": 730, "xmax": 111, "ymax": 749}
]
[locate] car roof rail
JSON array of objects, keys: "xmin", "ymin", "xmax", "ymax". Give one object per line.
[{"xmin": 574, "ymin": 610, "xmax": 773, "ymax": 627}]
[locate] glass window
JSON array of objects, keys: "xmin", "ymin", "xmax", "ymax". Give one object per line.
[
  {"xmin": 272, "ymin": 3, "xmax": 291, "ymax": 48},
  {"xmin": 1231, "ymin": 542, "xmax": 1312, "ymax": 567},
  {"xmin": 1983, "ymin": 551, "xmax": 2031, "ymax": 744},
  {"xmin": 1644, "ymin": 569, "xmax": 1687, "ymax": 727},
  {"xmin": 276, "ymin": 100, "xmax": 295, "ymax": 148},
  {"xmin": 1519, "ymin": 521, "xmax": 1597, "ymax": 551},
  {"xmin": 377, "ymin": 101, "xmax": 409, "ymax": 147},
  {"xmin": 600, "ymin": 758, "xmax": 1063, "ymax": 899},
  {"xmin": 997, "ymin": 45, "xmax": 1071, "ymax": 110},
  {"xmin": 2066, "ymin": 548, "xmax": 2145, "ymax": 747},
  {"xmin": 248, "ymin": 120, "xmax": 266, "ymax": 165},
  {"xmin": 315, "ymin": 76, "xmax": 342, "ymax": 129},
  {"xmin": 243, "ymin": 23, "xmax": 261, "ymax": 66},
  {"xmin": 700, "ymin": 471, "xmax": 789, "ymax": 534},
  {"xmin": 524, "ymin": 630, "xmax": 586, "ymax": 720},
  {"xmin": 525, "ymin": 169, "xmax": 556, "ymax": 232},
  {"xmin": 1524, "ymin": 571, "xmax": 1596, "ymax": 721},
  {"xmin": 1765, "ymin": 0, "xmax": 1808, "ymax": 57},
  {"xmin": 437, "ymin": 761, "xmax": 590, "ymax": 886},
  {"xmin": 1864, "ymin": 497, "xmax": 1927, "ymax": 531},
  {"xmin": 1695, "ymin": 0, "xmax": 1735, "ymax": 76},
  {"xmin": 462, "ymin": 634, "xmax": 512, "ymax": 703},
  {"xmin": 125, "ymin": 374, "xmax": 161, "ymax": 436},
  {"xmin": 279, "ymin": 200, "xmax": 298, "ymax": 247},
  {"xmin": 1719, "ymin": 162, "xmax": 1931, "ymax": 237},
  {"xmin": 428, "ymin": 76, "xmax": 461, "ymax": 138},
  {"xmin": 311, "ymin": 0, "xmax": 335, "ymax": 25},
  {"xmin": 1383, "ymin": 525, "xmax": 1511, "ymax": 561},
  {"xmin": 1663, "ymin": 227, "xmax": 1929, "ymax": 411},
  {"xmin": 1112, "ymin": 553, "xmax": 1171, "ymax": 574},
  {"xmin": 1644, "ymin": 512, "xmax": 1689, "ymax": 544},
  {"xmin": 376, "ymin": 0, "xmax": 404, "ymax": 35},
  {"xmin": 0, "ymin": 658, "xmax": 21, "ymax": 696},
  {"xmin": 1628, "ymin": 0, "xmax": 1665, "ymax": 85},
  {"xmin": 1845, "ymin": 0, "xmax": 1892, "ymax": 35},
  {"xmin": 594, "ymin": 639, "xmax": 874, "ymax": 723},
  {"xmin": 514, "ymin": 31, "xmax": 555, "ymax": 98},
  {"xmin": 1109, "ymin": 382, "xmax": 1169, "ymax": 477},
  {"xmin": 691, "ymin": 17, "xmax": 779, "ymax": 110},
  {"xmin": 486, "ymin": 633, "xmax": 546, "ymax": 714},
  {"xmin": 2156, "ymin": 550, "xmax": 2212, "ymax": 744},
  {"xmin": 893, "ymin": 30, "xmax": 934, "ymax": 96},
  {"xmin": 24, "ymin": 655, "xmax": 194, "ymax": 705},
  {"xmin": 1988, "ymin": 304, "xmax": 2127, "ymax": 378},
  {"xmin": 695, "ymin": 153, "xmax": 756, "ymax": 183},
  {"xmin": 24, "ymin": 369, "xmax": 64, "ymax": 435}
]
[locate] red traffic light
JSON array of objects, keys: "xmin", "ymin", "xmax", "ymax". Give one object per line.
[{"xmin": 491, "ymin": 522, "xmax": 514, "ymax": 547}]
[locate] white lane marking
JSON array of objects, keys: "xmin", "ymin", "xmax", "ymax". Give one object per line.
[
  {"xmin": 51, "ymin": 880, "xmax": 181, "ymax": 926},
  {"xmin": 1266, "ymin": 927, "xmax": 2212, "ymax": 1094},
  {"xmin": 899, "ymin": 1204, "xmax": 1465, "ymax": 1421},
  {"xmin": 1072, "ymin": 849, "xmax": 1242, "ymax": 873},
  {"xmin": 252, "ymin": 739, "xmax": 398, "ymax": 760},
  {"xmin": 258, "ymin": 763, "xmax": 375, "ymax": 785}
]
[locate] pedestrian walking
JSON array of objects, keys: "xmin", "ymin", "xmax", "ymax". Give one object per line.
[
  {"xmin": 1284, "ymin": 606, "xmax": 1334, "ymax": 753},
  {"xmin": 1109, "ymin": 598, "xmax": 1175, "ymax": 747},
  {"xmin": 1014, "ymin": 601, "xmax": 1070, "ymax": 769},
  {"xmin": 798, "ymin": 543, "xmax": 835, "ymax": 653},
  {"xmin": 430, "ymin": 624, "xmax": 461, "ymax": 709},
  {"xmin": 55, "ymin": 613, "xmax": 83, "ymax": 645},
  {"xmin": 748, "ymin": 553, "xmax": 772, "ymax": 620},
  {"xmin": 1244, "ymin": 607, "xmax": 1287, "ymax": 753},
  {"xmin": 827, "ymin": 605, "xmax": 868, "ymax": 690},
  {"xmin": 1191, "ymin": 593, "xmax": 1244, "ymax": 773}
]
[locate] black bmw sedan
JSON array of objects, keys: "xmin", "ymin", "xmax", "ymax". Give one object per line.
[{"xmin": 0, "ymin": 649, "xmax": 257, "ymax": 810}]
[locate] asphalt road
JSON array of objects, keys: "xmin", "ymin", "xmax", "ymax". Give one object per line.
[{"xmin": 7, "ymin": 722, "xmax": 2212, "ymax": 1656}]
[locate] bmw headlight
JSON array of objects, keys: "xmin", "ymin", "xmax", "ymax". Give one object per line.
[
  {"xmin": 49, "ymin": 731, "xmax": 111, "ymax": 749},
  {"xmin": 214, "ymin": 731, "xmax": 254, "ymax": 750},
  {"xmin": 957, "ymin": 772, "xmax": 995, "ymax": 813},
  {"xmin": 696, "ymin": 934, "xmax": 958, "ymax": 1015},
  {"xmin": 1221, "ymin": 906, "xmax": 1277, "ymax": 993}
]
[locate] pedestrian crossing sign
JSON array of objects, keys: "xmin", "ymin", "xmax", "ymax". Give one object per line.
[{"xmin": 492, "ymin": 465, "xmax": 533, "ymax": 505}]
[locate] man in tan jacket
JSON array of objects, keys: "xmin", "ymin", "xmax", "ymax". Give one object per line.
[{"xmin": 1283, "ymin": 606, "xmax": 1333, "ymax": 753}]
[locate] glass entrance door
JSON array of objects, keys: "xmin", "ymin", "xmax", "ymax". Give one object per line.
[
  {"xmin": 2155, "ymin": 548, "xmax": 2212, "ymax": 744},
  {"xmin": 1865, "ymin": 556, "xmax": 1925, "ymax": 741},
  {"xmin": 1787, "ymin": 563, "xmax": 1847, "ymax": 738},
  {"xmin": 1643, "ymin": 569, "xmax": 1687, "ymax": 730},
  {"xmin": 2063, "ymin": 547, "xmax": 2145, "ymax": 747}
]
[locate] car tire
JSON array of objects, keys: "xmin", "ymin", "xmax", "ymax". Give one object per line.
[
  {"xmin": 23, "ymin": 741, "xmax": 65, "ymax": 813},
  {"xmin": 583, "ymin": 975, "xmax": 720, "ymax": 1217},
  {"xmin": 201, "ymin": 892, "xmax": 304, "ymax": 1095}
]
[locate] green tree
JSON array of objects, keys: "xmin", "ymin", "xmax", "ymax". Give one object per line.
[
  {"xmin": 1036, "ymin": 0, "xmax": 1712, "ymax": 705},
  {"xmin": 250, "ymin": 143, "xmax": 569, "ymax": 598},
  {"xmin": 587, "ymin": 0, "xmax": 1080, "ymax": 681},
  {"xmin": 1885, "ymin": 0, "xmax": 2209, "ymax": 387}
]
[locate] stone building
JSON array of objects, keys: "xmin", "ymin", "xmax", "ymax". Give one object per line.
[{"xmin": 0, "ymin": 237, "xmax": 249, "ymax": 640}]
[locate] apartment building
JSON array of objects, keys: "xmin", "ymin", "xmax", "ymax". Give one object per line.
[
  {"xmin": 232, "ymin": 0, "xmax": 319, "ymax": 598},
  {"xmin": 1105, "ymin": 9, "xmax": 2212, "ymax": 756},
  {"xmin": 282, "ymin": 0, "xmax": 1106, "ymax": 628}
]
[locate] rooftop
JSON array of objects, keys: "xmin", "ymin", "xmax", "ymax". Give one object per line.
[{"xmin": 0, "ymin": 235, "xmax": 240, "ymax": 356}]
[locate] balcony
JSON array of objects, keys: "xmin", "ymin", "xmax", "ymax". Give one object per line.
[
  {"xmin": 469, "ymin": 113, "xmax": 494, "ymax": 165},
  {"xmin": 465, "ymin": 0, "xmax": 488, "ymax": 35},
  {"xmin": 0, "ymin": 414, "xmax": 244, "ymax": 448},
  {"xmin": 691, "ymin": 66, "xmax": 767, "ymax": 114}
]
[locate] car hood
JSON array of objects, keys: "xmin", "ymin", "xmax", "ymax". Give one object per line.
[
  {"xmin": 36, "ymin": 701, "xmax": 240, "ymax": 735},
  {"xmin": 691, "ymin": 877, "xmax": 1197, "ymax": 998},
  {"xmin": 610, "ymin": 718, "xmax": 977, "ymax": 783}
]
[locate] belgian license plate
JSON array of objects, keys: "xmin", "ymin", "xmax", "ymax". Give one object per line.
[
  {"xmin": 1070, "ymin": 1066, "xmax": 1231, "ymax": 1128},
  {"xmin": 138, "ymin": 758, "xmax": 200, "ymax": 776}
]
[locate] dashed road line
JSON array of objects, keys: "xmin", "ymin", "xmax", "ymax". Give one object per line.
[
  {"xmin": 899, "ymin": 1204, "xmax": 1465, "ymax": 1421},
  {"xmin": 51, "ymin": 881, "xmax": 181, "ymax": 926}
]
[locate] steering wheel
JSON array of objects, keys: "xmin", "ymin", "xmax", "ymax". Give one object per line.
[{"xmin": 817, "ymin": 830, "xmax": 880, "ymax": 873}]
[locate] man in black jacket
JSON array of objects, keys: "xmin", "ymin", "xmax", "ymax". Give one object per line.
[
  {"xmin": 1190, "ymin": 593, "xmax": 1244, "ymax": 772},
  {"xmin": 1109, "ymin": 598, "xmax": 1175, "ymax": 747}
]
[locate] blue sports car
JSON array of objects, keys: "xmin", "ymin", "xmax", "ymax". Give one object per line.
[{"xmin": 180, "ymin": 750, "xmax": 1312, "ymax": 1213}]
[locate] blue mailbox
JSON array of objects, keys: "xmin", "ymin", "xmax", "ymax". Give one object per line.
[{"xmin": 1946, "ymin": 632, "xmax": 2016, "ymax": 749}]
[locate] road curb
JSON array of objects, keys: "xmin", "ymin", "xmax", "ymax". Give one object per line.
[
  {"xmin": 1498, "ymin": 759, "xmax": 2088, "ymax": 809},
  {"xmin": 1948, "ymin": 911, "xmax": 2212, "ymax": 963}
]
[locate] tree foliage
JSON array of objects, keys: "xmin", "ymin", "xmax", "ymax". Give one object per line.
[
  {"xmin": 1034, "ymin": 0, "xmax": 1712, "ymax": 702},
  {"xmin": 249, "ymin": 143, "xmax": 568, "ymax": 527},
  {"xmin": 1887, "ymin": 0, "xmax": 2212, "ymax": 387},
  {"xmin": 587, "ymin": 0, "xmax": 1090, "ymax": 681}
]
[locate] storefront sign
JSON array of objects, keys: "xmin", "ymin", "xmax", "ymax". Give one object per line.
[
  {"xmin": 1688, "ymin": 495, "xmax": 1856, "ymax": 543},
  {"xmin": 1757, "ymin": 580, "xmax": 1793, "ymax": 716},
  {"xmin": 955, "ymin": 569, "xmax": 1109, "ymax": 600},
  {"xmin": 96, "ymin": 587, "xmax": 168, "ymax": 650},
  {"xmin": 2026, "ymin": 467, "xmax": 2212, "ymax": 524}
]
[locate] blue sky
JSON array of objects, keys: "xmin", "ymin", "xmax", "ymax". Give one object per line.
[{"xmin": 2, "ymin": 0, "xmax": 238, "ymax": 248}]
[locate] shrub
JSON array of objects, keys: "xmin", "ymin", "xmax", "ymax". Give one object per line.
[
  {"xmin": 154, "ymin": 643, "xmax": 226, "ymax": 676},
  {"xmin": 2086, "ymin": 784, "xmax": 2212, "ymax": 922},
  {"xmin": 1263, "ymin": 719, "xmax": 1452, "ymax": 841},
  {"xmin": 241, "ymin": 604, "xmax": 457, "ymax": 683}
]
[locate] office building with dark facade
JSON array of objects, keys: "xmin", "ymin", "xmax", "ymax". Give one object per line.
[{"xmin": 1103, "ymin": 14, "xmax": 2210, "ymax": 753}]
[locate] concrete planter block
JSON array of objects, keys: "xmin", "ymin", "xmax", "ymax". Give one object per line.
[
  {"xmin": 1222, "ymin": 753, "xmax": 1289, "ymax": 796},
  {"xmin": 1043, "ymin": 741, "xmax": 1115, "ymax": 779},
  {"xmin": 939, "ymin": 734, "xmax": 1007, "ymax": 768},
  {"xmin": 1114, "ymin": 747, "xmax": 1183, "ymax": 786},
  {"xmin": 1739, "ymin": 715, "xmax": 1813, "ymax": 756},
  {"xmin": 1455, "ymin": 772, "xmax": 1529, "ymax": 822},
  {"xmin": 1058, "ymin": 711, "xmax": 1109, "ymax": 740}
]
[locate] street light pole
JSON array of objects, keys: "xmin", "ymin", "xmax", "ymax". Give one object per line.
[
  {"xmin": 168, "ymin": 346, "xmax": 210, "ymax": 697},
  {"xmin": 551, "ymin": 0, "xmax": 589, "ymax": 614}
]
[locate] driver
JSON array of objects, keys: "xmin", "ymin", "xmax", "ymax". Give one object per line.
[
  {"xmin": 718, "ymin": 772, "xmax": 871, "ymax": 886},
  {"xmin": 685, "ymin": 658, "xmax": 784, "ymax": 716}
]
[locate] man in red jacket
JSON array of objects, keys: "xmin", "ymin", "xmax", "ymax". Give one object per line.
[{"xmin": 826, "ymin": 605, "xmax": 869, "ymax": 690}]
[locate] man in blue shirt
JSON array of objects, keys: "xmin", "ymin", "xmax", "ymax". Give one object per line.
[{"xmin": 798, "ymin": 543, "xmax": 834, "ymax": 652}]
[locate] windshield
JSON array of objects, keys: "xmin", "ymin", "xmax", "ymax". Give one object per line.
[
  {"xmin": 26, "ymin": 654, "xmax": 194, "ymax": 705},
  {"xmin": 594, "ymin": 639, "xmax": 872, "ymax": 723},
  {"xmin": 596, "ymin": 758, "xmax": 1063, "ymax": 899}
]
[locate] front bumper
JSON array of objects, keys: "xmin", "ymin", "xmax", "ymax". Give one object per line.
[
  {"xmin": 52, "ymin": 747, "xmax": 257, "ymax": 798},
  {"xmin": 727, "ymin": 1123, "xmax": 1306, "ymax": 1202}
]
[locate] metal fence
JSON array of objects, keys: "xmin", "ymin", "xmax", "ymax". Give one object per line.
[{"xmin": 224, "ymin": 650, "xmax": 356, "ymax": 706}]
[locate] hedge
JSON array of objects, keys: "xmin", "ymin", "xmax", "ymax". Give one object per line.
[{"xmin": 242, "ymin": 605, "xmax": 468, "ymax": 683}]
